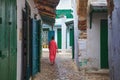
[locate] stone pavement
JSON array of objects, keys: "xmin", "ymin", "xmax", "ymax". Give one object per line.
[
  {"xmin": 32, "ymin": 51, "xmax": 110, "ymax": 80},
  {"xmin": 79, "ymin": 69, "xmax": 110, "ymax": 80}
]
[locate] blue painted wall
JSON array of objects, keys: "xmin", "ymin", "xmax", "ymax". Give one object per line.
[{"xmin": 108, "ymin": 0, "xmax": 120, "ymax": 80}]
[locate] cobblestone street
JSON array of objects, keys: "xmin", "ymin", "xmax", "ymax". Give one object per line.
[
  {"xmin": 33, "ymin": 51, "xmax": 81, "ymax": 80},
  {"xmin": 33, "ymin": 51, "xmax": 109, "ymax": 80}
]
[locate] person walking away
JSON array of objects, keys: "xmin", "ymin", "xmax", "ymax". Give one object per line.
[{"xmin": 48, "ymin": 36, "xmax": 58, "ymax": 65}]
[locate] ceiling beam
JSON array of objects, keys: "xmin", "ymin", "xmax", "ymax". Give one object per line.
[
  {"xmin": 38, "ymin": 10, "xmax": 56, "ymax": 18},
  {"xmin": 33, "ymin": 0, "xmax": 60, "ymax": 26},
  {"xmin": 35, "ymin": 3, "xmax": 55, "ymax": 13}
]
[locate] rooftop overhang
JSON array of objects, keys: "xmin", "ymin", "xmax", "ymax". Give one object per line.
[
  {"xmin": 89, "ymin": 2, "xmax": 108, "ymax": 29},
  {"xmin": 40, "ymin": 14, "xmax": 55, "ymax": 26},
  {"xmin": 34, "ymin": 0, "xmax": 60, "ymax": 26},
  {"xmin": 90, "ymin": 2, "xmax": 107, "ymax": 13},
  {"xmin": 65, "ymin": 20, "xmax": 74, "ymax": 28}
]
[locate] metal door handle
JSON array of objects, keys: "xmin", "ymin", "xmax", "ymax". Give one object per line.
[
  {"xmin": 8, "ymin": 21, "xmax": 12, "ymax": 25},
  {"xmin": 0, "ymin": 17, "xmax": 2, "ymax": 24},
  {"xmin": 0, "ymin": 50, "xmax": 6, "ymax": 59},
  {"xmin": 0, "ymin": 50, "xmax": 2, "ymax": 57}
]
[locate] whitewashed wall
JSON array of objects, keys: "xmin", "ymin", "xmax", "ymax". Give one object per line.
[
  {"xmin": 72, "ymin": 0, "xmax": 79, "ymax": 67},
  {"xmin": 56, "ymin": 0, "xmax": 72, "ymax": 9},
  {"xmin": 61, "ymin": 17, "xmax": 67, "ymax": 52},
  {"xmin": 67, "ymin": 29, "xmax": 70, "ymax": 49},
  {"xmin": 90, "ymin": 0, "xmax": 106, "ymax": 2},
  {"xmin": 55, "ymin": 0, "xmax": 73, "ymax": 50},
  {"xmin": 87, "ymin": 13, "xmax": 107, "ymax": 69},
  {"xmin": 27, "ymin": 0, "xmax": 41, "ymax": 19},
  {"xmin": 17, "ymin": 0, "xmax": 25, "ymax": 80},
  {"xmin": 54, "ymin": 28, "xmax": 58, "ymax": 43},
  {"xmin": 17, "ymin": 0, "xmax": 39, "ymax": 79}
]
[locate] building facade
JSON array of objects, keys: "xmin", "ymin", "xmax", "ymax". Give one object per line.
[{"xmin": 76, "ymin": 0, "xmax": 109, "ymax": 70}]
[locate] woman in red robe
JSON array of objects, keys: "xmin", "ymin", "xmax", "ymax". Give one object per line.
[{"xmin": 49, "ymin": 36, "xmax": 58, "ymax": 65}]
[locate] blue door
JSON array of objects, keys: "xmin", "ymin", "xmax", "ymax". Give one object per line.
[
  {"xmin": 48, "ymin": 31, "xmax": 55, "ymax": 43},
  {"xmin": 32, "ymin": 19, "xmax": 40, "ymax": 75}
]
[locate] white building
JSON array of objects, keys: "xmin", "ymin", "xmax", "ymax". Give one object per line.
[
  {"xmin": 87, "ymin": 1, "xmax": 108, "ymax": 69},
  {"xmin": 42, "ymin": 0, "xmax": 74, "ymax": 52},
  {"xmin": 78, "ymin": 0, "xmax": 108, "ymax": 70}
]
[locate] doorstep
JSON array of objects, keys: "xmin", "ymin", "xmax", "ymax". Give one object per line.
[{"xmin": 86, "ymin": 69, "xmax": 109, "ymax": 75}]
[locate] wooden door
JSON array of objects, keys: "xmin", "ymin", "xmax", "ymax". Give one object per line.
[
  {"xmin": 0, "ymin": 0, "xmax": 17, "ymax": 79},
  {"xmin": 57, "ymin": 29, "xmax": 62, "ymax": 49},
  {"xmin": 100, "ymin": 19, "xmax": 109, "ymax": 69}
]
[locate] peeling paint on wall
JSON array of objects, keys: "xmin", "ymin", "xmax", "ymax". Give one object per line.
[
  {"xmin": 107, "ymin": 0, "xmax": 114, "ymax": 19},
  {"xmin": 77, "ymin": 0, "xmax": 88, "ymax": 30}
]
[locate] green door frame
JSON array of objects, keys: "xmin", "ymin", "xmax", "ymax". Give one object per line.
[{"xmin": 100, "ymin": 19, "xmax": 109, "ymax": 69}]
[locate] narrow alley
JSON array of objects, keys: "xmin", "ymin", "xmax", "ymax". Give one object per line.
[
  {"xmin": 33, "ymin": 51, "xmax": 81, "ymax": 80},
  {"xmin": 32, "ymin": 50, "xmax": 109, "ymax": 80},
  {"xmin": 0, "ymin": 0, "xmax": 120, "ymax": 80}
]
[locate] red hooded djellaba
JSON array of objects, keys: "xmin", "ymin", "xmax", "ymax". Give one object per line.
[{"xmin": 48, "ymin": 36, "xmax": 58, "ymax": 65}]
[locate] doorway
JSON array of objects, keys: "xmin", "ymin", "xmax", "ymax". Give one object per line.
[
  {"xmin": 100, "ymin": 19, "xmax": 109, "ymax": 69},
  {"xmin": 57, "ymin": 29, "xmax": 62, "ymax": 49}
]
